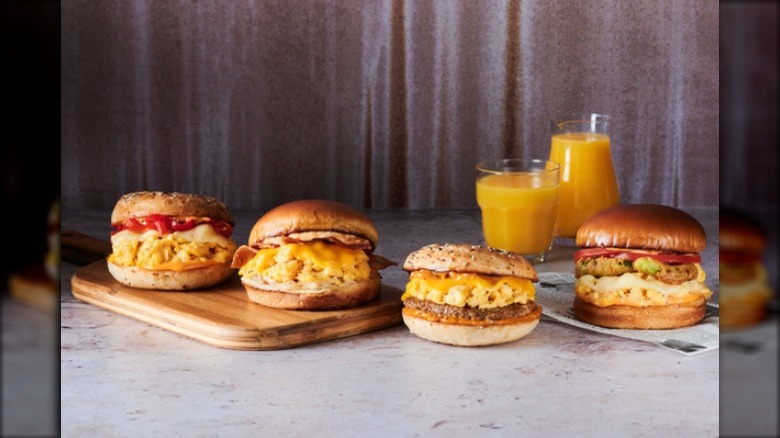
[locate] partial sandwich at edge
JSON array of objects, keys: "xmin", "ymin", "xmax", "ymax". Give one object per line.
[
  {"xmin": 573, "ymin": 204, "xmax": 713, "ymax": 329},
  {"xmin": 719, "ymin": 207, "xmax": 773, "ymax": 328}
]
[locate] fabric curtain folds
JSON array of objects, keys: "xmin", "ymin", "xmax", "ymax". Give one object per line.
[{"xmin": 61, "ymin": 0, "xmax": 718, "ymax": 211}]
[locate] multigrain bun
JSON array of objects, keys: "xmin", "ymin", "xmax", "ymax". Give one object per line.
[
  {"xmin": 401, "ymin": 243, "xmax": 541, "ymax": 347},
  {"xmin": 403, "ymin": 243, "xmax": 538, "ymax": 281},
  {"xmin": 401, "ymin": 308, "xmax": 541, "ymax": 347},
  {"xmin": 572, "ymin": 204, "xmax": 713, "ymax": 330},
  {"xmin": 107, "ymin": 191, "xmax": 237, "ymax": 290},
  {"xmin": 107, "ymin": 263, "xmax": 234, "ymax": 291},
  {"xmin": 576, "ymin": 204, "xmax": 705, "ymax": 253},
  {"xmin": 111, "ymin": 191, "xmax": 234, "ymax": 224},
  {"xmin": 719, "ymin": 208, "xmax": 773, "ymax": 328},
  {"xmin": 232, "ymin": 199, "xmax": 392, "ymax": 310},
  {"xmin": 249, "ymin": 199, "xmax": 378, "ymax": 250}
]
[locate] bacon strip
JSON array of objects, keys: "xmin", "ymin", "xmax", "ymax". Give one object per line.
[
  {"xmin": 260, "ymin": 231, "xmax": 373, "ymax": 250},
  {"xmin": 369, "ymin": 254, "xmax": 396, "ymax": 270},
  {"xmin": 231, "ymin": 245, "xmax": 258, "ymax": 268}
]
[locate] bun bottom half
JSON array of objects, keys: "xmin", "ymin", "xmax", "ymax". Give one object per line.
[
  {"xmin": 572, "ymin": 296, "xmax": 706, "ymax": 329},
  {"xmin": 242, "ymin": 278, "xmax": 381, "ymax": 310},
  {"xmin": 107, "ymin": 262, "xmax": 233, "ymax": 290},
  {"xmin": 719, "ymin": 293, "xmax": 770, "ymax": 329},
  {"xmin": 401, "ymin": 307, "xmax": 540, "ymax": 347}
]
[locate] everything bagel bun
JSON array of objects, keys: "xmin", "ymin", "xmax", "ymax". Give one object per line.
[
  {"xmin": 111, "ymin": 191, "xmax": 234, "ymax": 224},
  {"xmin": 573, "ymin": 204, "xmax": 712, "ymax": 329},
  {"xmin": 107, "ymin": 191, "xmax": 237, "ymax": 290},
  {"xmin": 401, "ymin": 244, "xmax": 541, "ymax": 347},
  {"xmin": 107, "ymin": 263, "xmax": 234, "ymax": 291},
  {"xmin": 231, "ymin": 199, "xmax": 393, "ymax": 310},
  {"xmin": 719, "ymin": 208, "xmax": 773, "ymax": 328}
]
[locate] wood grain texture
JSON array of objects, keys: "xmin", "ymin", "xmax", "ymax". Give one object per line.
[
  {"xmin": 61, "ymin": 230, "xmax": 112, "ymax": 265},
  {"xmin": 71, "ymin": 260, "xmax": 403, "ymax": 350},
  {"xmin": 10, "ymin": 265, "xmax": 58, "ymax": 314}
]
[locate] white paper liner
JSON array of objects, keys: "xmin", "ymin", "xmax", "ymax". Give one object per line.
[{"xmin": 535, "ymin": 272, "xmax": 719, "ymax": 356}]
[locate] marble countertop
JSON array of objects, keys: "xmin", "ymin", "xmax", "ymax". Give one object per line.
[{"xmin": 57, "ymin": 207, "xmax": 721, "ymax": 436}]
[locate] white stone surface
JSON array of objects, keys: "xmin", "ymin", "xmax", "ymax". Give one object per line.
[
  {"xmin": 1, "ymin": 298, "xmax": 58, "ymax": 436},
  {"xmin": 55, "ymin": 208, "xmax": 722, "ymax": 436}
]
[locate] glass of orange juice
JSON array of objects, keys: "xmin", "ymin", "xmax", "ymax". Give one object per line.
[
  {"xmin": 549, "ymin": 113, "xmax": 620, "ymax": 246},
  {"xmin": 476, "ymin": 158, "xmax": 560, "ymax": 263}
]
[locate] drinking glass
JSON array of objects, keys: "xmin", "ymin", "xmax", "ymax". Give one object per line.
[{"xmin": 476, "ymin": 158, "xmax": 560, "ymax": 263}]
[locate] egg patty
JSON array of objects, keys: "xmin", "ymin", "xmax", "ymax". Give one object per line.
[
  {"xmin": 401, "ymin": 270, "xmax": 535, "ymax": 310},
  {"xmin": 108, "ymin": 225, "xmax": 236, "ymax": 271},
  {"xmin": 574, "ymin": 271, "xmax": 712, "ymax": 307},
  {"xmin": 238, "ymin": 240, "xmax": 372, "ymax": 289}
]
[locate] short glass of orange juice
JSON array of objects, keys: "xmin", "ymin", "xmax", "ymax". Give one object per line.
[
  {"xmin": 476, "ymin": 158, "xmax": 560, "ymax": 263},
  {"xmin": 549, "ymin": 113, "xmax": 620, "ymax": 246}
]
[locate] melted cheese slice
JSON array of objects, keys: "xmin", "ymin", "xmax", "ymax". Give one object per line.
[
  {"xmin": 238, "ymin": 241, "xmax": 372, "ymax": 291},
  {"xmin": 402, "ymin": 270, "xmax": 534, "ymax": 309},
  {"xmin": 108, "ymin": 224, "xmax": 236, "ymax": 271},
  {"xmin": 575, "ymin": 271, "xmax": 713, "ymax": 307}
]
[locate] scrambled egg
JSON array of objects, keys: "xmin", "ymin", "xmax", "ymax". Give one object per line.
[
  {"xmin": 574, "ymin": 272, "xmax": 713, "ymax": 307},
  {"xmin": 402, "ymin": 270, "xmax": 534, "ymax": 309},
  {"xmin": 238, "ymin": 241, "xmax": 372, "ymax": 289},
  {"xmin": 108, "ymin": 224, "xmax": 236, "ymax": 271}
]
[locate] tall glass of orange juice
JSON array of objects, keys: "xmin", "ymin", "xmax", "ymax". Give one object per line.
[
  {"xmin": 476, "ymin": 158, "xmax": 560, "ymax": 263},
  {"xmin": 549, "ymin": 113, "xmax": 620, "ymax": 245}
]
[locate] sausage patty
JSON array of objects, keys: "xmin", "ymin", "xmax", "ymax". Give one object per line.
[
  {"xmin": 575, "ymin": 256, "xmax": 699, "ymax": 284},
  {"xmin": 402, "ymin": 297, "xmax": 537, "ymax": 324}
]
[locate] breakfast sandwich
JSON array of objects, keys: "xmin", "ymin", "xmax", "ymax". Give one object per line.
[
  {"xmin": 107, "ymin": 191, "xmax": 237, "ymax": 290},
  {"xmin": 719, "ymin": 208, "xmax": 773, "ymax": 328},
  {"xmin": 231, "ymin": 199, "xmax": 393, "ymax": 310},
  {"xmin": 573, "ymin": 204, "xmax": 713, "ymax": 329},
  {"xmin": 401, "ymin": 243, "xmax": 542, "ymax": 347}
]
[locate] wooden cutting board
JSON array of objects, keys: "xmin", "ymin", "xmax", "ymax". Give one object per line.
[
  {"xmin": 9, "ymin": 265, "xmax": 58, "ymax": 313},
  {"xmin": 71, "ymin": 260, "xmax": 404, "ymax": 350}
]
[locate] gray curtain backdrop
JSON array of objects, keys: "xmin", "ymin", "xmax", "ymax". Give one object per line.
[
  {"xmin": 720, "ymin": 2, "xmax": 778, "ymax": 212},
  {"xmin": 61, "ymin": 0, "xmax": 719, "ymax": 212}
]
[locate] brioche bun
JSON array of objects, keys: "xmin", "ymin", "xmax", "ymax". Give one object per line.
[
  {"xmin": 235, "ymin": 199, "xmax": 386, "ymax": 310},
  {"xmin": 242, "ymin": 277, "xmax": 381, "ymax": 310},
  {"xmin": 573, "ymin": 204, "xmax": 712, "ymax": 330},
  {"xmin": 720, "ymin": 208, "xmax": 768, "ymax": 254},
  {"xmin": 719, "ymin": 294, "xmax": 770, "ymax": 328},
  {"xmin": 111, "ymin": 191, "xmax": 234, "ymax": 224},
  {"xmin": 576, "ymin": 204, "xmax": 705, "ymax": 253},
  {"xmin": 401, "ymin": 243, "xmax": 541, "ymax": 347},
  {"xmin": 248, "ymin": 199, "xmax": 378, "ymax": 250},
  {"xmin": 572, "ymin": 296, "xmax": 706, "ymax": 329}
]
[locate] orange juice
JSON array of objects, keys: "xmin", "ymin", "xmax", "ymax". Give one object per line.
[
  {"xmin": 476, "ymin": 173, "xmax": 559, "ymax": 254},
  {"xmin": 549, "ymin": 132, "xmax": 619, "ymax": 238}
]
